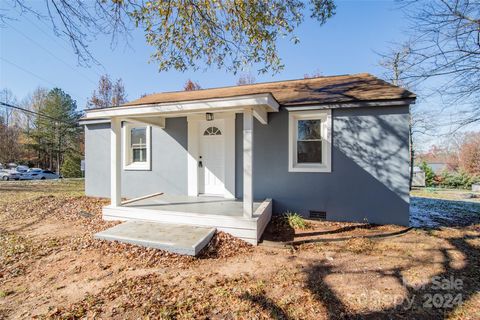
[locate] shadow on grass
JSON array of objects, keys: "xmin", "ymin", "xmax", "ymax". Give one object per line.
[
  {"xmin": 288, "ymin": 227, "xmax": 412, "ymax": 246},
  {"xmin": 304, "ymin": 231, "xmax": 480, "ymax": 319},
  {"xmin": 241, "ymin": 292, "xmax": 292, "ymax": 320},
  {"xmin": 294, "ymin": 224, "xmax": 377, "ymax": 238}
]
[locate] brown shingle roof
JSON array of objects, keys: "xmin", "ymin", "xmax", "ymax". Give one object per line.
[{"xmin": 124, "ymin": 73, "xmax": 415, "ymax": 107}]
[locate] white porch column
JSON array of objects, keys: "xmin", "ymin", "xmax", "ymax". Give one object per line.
[
  {"xmin": 110, "ymin": 117, "xmax": 121, "ymax": 206},
  {"xmin": 187, "ymin": 117, "xmax": 199, "ymax": 196},
  {"xmin": 243, "ymin": 108, "xmax": 254, "ymax": 218}
]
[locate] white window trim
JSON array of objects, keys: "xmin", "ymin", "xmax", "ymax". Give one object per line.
[
  {"xmin": 288, "ymin": 109, "xmax": 332, "ymax": 173},
  {"xmin": 122, "ymin": 123, "xmax": 152, "ymax": 171}
]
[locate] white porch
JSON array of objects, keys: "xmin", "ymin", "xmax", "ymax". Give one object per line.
[
  {"xmin": 103, "ymin": 194, "xmax": 272, "ymax": 244},
  {"xmin": 83, "ymin": 93, "xmax": 279, "ymax": 245}
]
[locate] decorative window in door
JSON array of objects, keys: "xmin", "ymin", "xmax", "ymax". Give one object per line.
[{"xmin": 203, "ymin": 126, "xmax": 222, "ymax": 136}]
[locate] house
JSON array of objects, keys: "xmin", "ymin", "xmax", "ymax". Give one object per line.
[
  {"xmin": 81, "ymin": 73, "xmax": 415, "ymax": 244},
  {"xmin": 424, "ymin": 162, "xmax": 449, "ymax": 174},
  {"xmin": 416, "ymin": 149, "xmax": 453, "ymax": 174}
]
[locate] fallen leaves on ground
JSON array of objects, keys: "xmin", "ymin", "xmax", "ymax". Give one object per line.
[
  {"xmin": 199, "ymin": 232, "xmax": 252, "ymax": 259},
  {"xmin": 0, "ymin": 196, "xmax": 253, "ymax": 284},
  {"xmin": 2, "ymin": 182, "xmax": 480, "ymax": 319},
  {"xmin": 45, "ymin": 268, "xmax": 324, "ymax": 319}
]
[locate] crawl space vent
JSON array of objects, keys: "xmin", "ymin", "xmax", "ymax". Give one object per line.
[{"xmin": 309, "ymin": 210, "xmax": 327, "ymax": 220}]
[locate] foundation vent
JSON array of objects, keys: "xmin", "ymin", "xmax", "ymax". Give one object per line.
[{"xmin": 309, "ymin": 210, "xmax": 326, "ymax": 220}]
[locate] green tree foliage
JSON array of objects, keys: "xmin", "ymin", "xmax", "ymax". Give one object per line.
[
  {"xmin": 132, "ymin": 1, "xmax": 335, "ymax": 73},
  {"xmin": 437, "ymin": 170, "xmax": 480, "ymax": 189},
  {"xmin": 4, "ymin": 1, "xmax": 336, "ymax": 74},
  {"xmin": 29, "ymin": 88, "xmax": 80, "ymax": 172},
  {"xmin": 419, "ymin": 161, "xmax": 436, "ymax": 187},
  {"xmin": 61, "ymin": 152, "xmax": 82, "ymax": 178}
]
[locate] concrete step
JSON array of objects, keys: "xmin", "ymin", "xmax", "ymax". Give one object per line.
[{"xmin": 94, "ymin": 221, "xmax": 216, "ymax": 256}]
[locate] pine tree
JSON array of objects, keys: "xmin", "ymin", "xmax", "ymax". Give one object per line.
[
  {"xmin": 61, "ymin": 152, "xmax": 82, "ymax": 178},
  {"xmin": 29, "ymin": 88, "xmax": 80, "ymax": 172}
]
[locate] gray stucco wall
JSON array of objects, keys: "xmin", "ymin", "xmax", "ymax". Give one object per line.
[
  {"xmin": 85, "ymin": 106, "xmax": 410, "ymax": 226},
  {"xmin": 84, "ymin": 117, "xmax": 188, "ymax": 198},
  {"xmin": 235, "ymin": 106, "xmax": 410, "ymax": 226}
]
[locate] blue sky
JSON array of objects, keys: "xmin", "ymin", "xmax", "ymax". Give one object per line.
[
  {"xmin": 1, "ymin": 1, "xmax": 407, "ymax": 107},
  {"xmin": 4, "ymin": 0, "xmax": 470, "ymax": 149}
]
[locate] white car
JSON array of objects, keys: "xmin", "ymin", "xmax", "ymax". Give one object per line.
[
  {"xmin": 20, "ymin": 169, "xmax": 61, "ymax": 180},
  {"xmin": 0, "ymin": 170, "xmax": 20, "ymax": 181}
]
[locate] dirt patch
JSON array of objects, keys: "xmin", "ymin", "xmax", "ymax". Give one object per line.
[
  {"xmin": 37, "ymin": 226, "xmax": 480, "ymax": 319},
  {"xmin": 0, "ymin": 194, "xmax": 255, "ymax": 318},
  {"xmin": 1, "ymin": 182, "xmax": 479, "ymax": 319}
]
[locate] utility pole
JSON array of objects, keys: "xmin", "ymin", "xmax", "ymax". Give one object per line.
[
  {"xmin": 56, "ymin": 121, "xmax": 61, "ymax": 175},
  {"xmin": 0, "ymin": 102, "xmax": 77, "ymax": 172}
]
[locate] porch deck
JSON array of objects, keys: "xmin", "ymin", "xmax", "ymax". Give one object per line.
[
  {"xmin": 102, "ymin": 194, "xmax": 272, "ymax": 245},
  {"xmin": 124, "ymin": 194, "xmax": 262, "ymax": 217}
]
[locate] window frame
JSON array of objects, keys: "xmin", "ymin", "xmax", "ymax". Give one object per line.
[
  {"xmin": 203, "ymin": 126, "xmax": 222, "ymax": 136},
  {"xmin": 288, "ymin": 109, "xmax": 332, "ymax": 173},
  {"xmin": 122, "ymin": 122, "xmax": 151, "ymax": 171}
]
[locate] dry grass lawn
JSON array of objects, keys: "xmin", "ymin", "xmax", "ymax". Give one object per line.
[
  {"xmin": 0, "ymin": 181, "xmax": 479, "ymax": 319},
  {"xmin": 411, "ymin": 187, "xmax": 480, "ymax": 202}
]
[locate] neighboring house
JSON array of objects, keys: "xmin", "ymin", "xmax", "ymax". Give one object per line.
[
  {"xmin": 425, "ymin": 162, "xmax": 449, "ymax": 174},
  {"xmin": 81, "ymin": 73, "xmax": 415, "ymax": 244},
  {"xmin": 416, "ymin": 152, "xmax": 452, "ymax": 174},
  {"xmin": 412, "ymin": 166, "xmax": 426, "ymax": 187}
]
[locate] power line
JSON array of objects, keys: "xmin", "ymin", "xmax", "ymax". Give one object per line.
[
  {"xmin": 23, "ymin": 15, "xmax": 108, "ymax": 77},
  {"xmin": 0, "ymin": 57, "xmax": 58, "ymax": 87},
  {"xmin": 0, "ymin": 101, "xmax": 77, "ymax": 126},
  {"xmin": 0, "ymin": 57, "xmax": 85, "ymax": 100},
  {"xmin": 5, "ymin": 21, "xmax": 99, "ymax": 85}
]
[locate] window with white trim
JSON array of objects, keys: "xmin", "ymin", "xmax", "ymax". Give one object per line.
[
  {"xmin": 123, "ymin": 124, "xmax": 151, "ymax": 170},
  {"xmin": 288, "ymin": 110, "xmax": 332, "ymax": 172}
]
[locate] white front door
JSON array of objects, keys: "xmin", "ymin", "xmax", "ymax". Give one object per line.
[{"xmin": 199, "ymin": 121, "xmax": 225, "ymax": 195}]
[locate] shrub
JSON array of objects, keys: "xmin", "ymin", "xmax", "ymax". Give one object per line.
[
  {"xmin": 283, "ymin": 212, "xmax": 310, "ymax": 229},
  {"xmin": 61, "ymin": 153, "xmax": 83, "ymax": 178},
  {"xmin": 437, "ymin": 170, "xmax": 480, "ymax": 189},
  {"xmin": 419, "ymin": 161, "xmax": 436, "ymax": 187}
]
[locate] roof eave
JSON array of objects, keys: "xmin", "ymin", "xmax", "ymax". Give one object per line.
[
  {"xmin": 83, "ymin": 93, "xmax": 279, "ymax": 120},
  {"xmin": 282, "ymin": 97, "xmax": 416, "ymax": 111}
]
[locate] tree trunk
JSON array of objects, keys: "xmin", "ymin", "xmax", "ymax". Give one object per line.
[{"xmin": 409, "ymin": 111, "xmax": 414, "ymax": 190}]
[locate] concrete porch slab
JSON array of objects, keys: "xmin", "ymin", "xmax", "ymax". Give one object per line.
[{"xmin": 94, "ymin": 221, "xmax": 216, "ymax": 256}]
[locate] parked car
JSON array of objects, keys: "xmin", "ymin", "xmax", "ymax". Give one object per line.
[
  {"xmin": 0, "ymin": 170, "xmax": 20, "ymax": 181},
  {"xmin": 15, "ymin": 165, "xmax": 29, "ymax": 173},
  {"xmin": 20, "ymin": 169, "xmax": 60, "ymax": 180}
]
